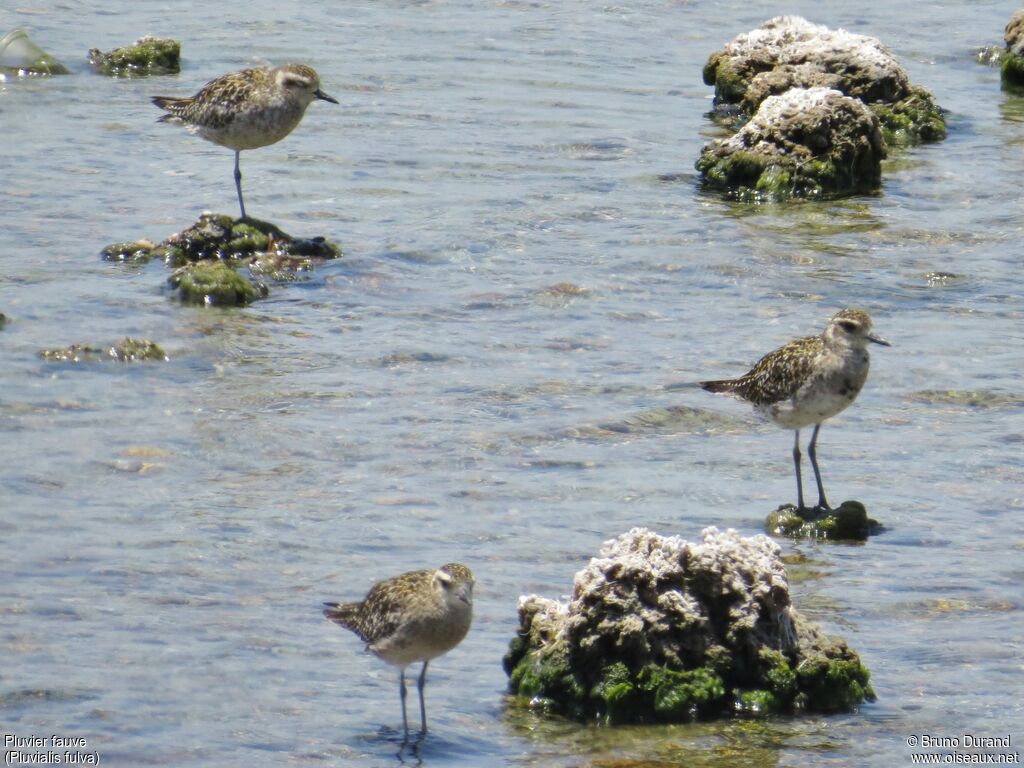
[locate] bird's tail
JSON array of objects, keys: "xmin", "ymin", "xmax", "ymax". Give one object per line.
[
  {"xmin": 322, "ymin": 601, "xmax": 360, "ymax": 630},
  {"xmin": 697, "ymin": 378, "xmax": 741, "ymax": 394},
  {"xmin": 151, "ymin": 96, "xmax": 189, "ymax": 121}
]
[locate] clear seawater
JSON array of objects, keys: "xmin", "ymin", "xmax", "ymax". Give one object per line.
[{"xmin": 1, "ymin": 1, "xmax": 1022, "ymax": 766}]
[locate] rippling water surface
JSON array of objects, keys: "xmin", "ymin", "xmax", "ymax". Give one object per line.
[{"xmin": 2, "ymin": 1, "xmax": 1022, "ymax": 766}]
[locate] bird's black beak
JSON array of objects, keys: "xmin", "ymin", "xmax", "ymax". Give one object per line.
[
  {"xmin": 867, "ymin": 333, "xmax": 891, "ymax": 347},
  {"xmin": 315, "ymin": 89, "xmax": 339, "ymax": 104}
]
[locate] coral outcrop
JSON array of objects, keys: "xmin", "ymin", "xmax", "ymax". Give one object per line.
[
  {"xmin": 504, "ymin": 527, "xmax": 874, "ymax": 723},
  {"xmin": 703, "ymin": 16, "xmax": 945, "ymax": 145},
  {"xmin": 696, "ymin": 87, "xmax": 885, "ymax": 201}
]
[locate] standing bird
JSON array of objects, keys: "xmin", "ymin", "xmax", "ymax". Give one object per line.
[
  {"xmin": 152, "ymin": 63, "xmax": 338, "ymax": 220},
  {"xmin": 323, "ymin": 563, "xmax": 474, "ymax": 740},
  {"xmin": 698, "ymin": 308, "xmax": 890, "ymax": 511}
]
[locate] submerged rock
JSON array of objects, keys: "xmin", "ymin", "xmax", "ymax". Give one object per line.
[
  {"xmin": 696, "ymin": 87, "xmax": 885, "ymax": 201},
  {"xmin": 504, "ymin": 527, "xmax": 874, "ymax": 723},
  {"xmin": 102, "ymin": 213, "xmax": 340, "ymax": 306},
  {"xmin": 0, "ymin": 28, "xmax": 70, "ymax": 76},
  {"xmin": 87, "ymin": 36, "xmax": 180, "ymax": 77},
  {"xmin": 766, "ymin": 501, "xmax": 882, "ymax": 541},
  {"xmin": 169, "ymin": 261, "xmax": 267, "ymax": 306},
  {"xmin": 39, "ymin": 337, "xmax": 168, "ymax": 363},
  {"xmin": 703, "ymin": 16, "xmax": 945, "ymax": 145}
]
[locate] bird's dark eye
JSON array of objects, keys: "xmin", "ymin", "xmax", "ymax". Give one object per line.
[{"xmin": 838, "ymin": 321, "xmax": 858, "ymax": 333}]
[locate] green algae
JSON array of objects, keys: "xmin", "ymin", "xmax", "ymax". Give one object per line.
[
  {"xmin": 696, "ymin": 150, "xmax": 880, "ymax": 202},
  {"xmin": 793, "ymin": 639, "xmax": 875, "ymax": 713},
  {"xmin": 101, "ymin": 213, "xmax": 340, "ymax": 267},
  {"xmin": 869, "ymin": 87, "xmax": 946, "ymax": 145},
  {"xmin": 1002, "ymin": 54, "xmax": 1024, "ymax": 87},
  {"xmin": 169, "ymin": 261, "xmax": 266, "ymax": 307},
  {"xmin": 506, "ymin": 636, "xmax": 872, "ymax": 724},
  {"xmin": 39, "ymin": 337, "xmax": 168, "ymax": 363},
  {"xmin": 101, "ymin": 240, "xmax": 158, "ymax": 264},
  {"xmin": 102, "ymin": 213, "xmax": 340, "ymax": 306},
  {"xmin": 87, "ymin": 36, "xmax": 180, "ymax": 77},
  {"xmin": 766, "ymin": 501, "xmax": 882, "ymax": 541},
  {"xmin": 702, "ymin": 54, "xmax": 753, "ymax": 105},
  {"xmin": 505, "ymin": 528, "xmax": 875, "ymax": 724},
  {"xmin": 110, "ymin": 338, "xmax": 168, "ymax": 362}
]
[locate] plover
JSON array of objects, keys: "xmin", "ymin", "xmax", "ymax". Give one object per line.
[
  {"xmin": 323, "ymin": 563, "xmax": 474, "ymax": 739},
  {"xmin": 698, "ymin": 308, "xmax": 889, "ymax": 511},
  {"xmin": 152, "ymin": 63, "xmax": 338, "ymax": 219}
]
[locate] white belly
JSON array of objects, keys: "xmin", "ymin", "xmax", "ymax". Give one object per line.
[{"xmin": 763, "ymin": 387, "xmax": 859, "ymax": 429}]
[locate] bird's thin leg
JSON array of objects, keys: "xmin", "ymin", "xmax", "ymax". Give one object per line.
[
  {"xmin": 399, "ymin": 668, "xmax": 410, "ymax": 742},
  {"xmin": 233, "ymin": 150, "xmax": 247, "ymax": 220},
  {"xmin": 792, "ymin": 429, "xmax": 806, "ymax": 511},
  {"xmin": 807, "ymin": 423, "xmax": 831, "ymax": 511},
  {"xmin": 417, "ymin": 661, "xmax": 429, "ymax": 733}
]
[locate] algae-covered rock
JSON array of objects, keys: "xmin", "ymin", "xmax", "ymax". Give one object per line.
[
  {"xmin": 102, "ymin": 213, "xmax": 339, "ymax": 306},
  {"xmin": 703, "ymin": 16, "xmax": 945, "ymax": 145},
  {"xmin": 102, "ymin": 213, "xmax": 340, "ymax": 267},
  {"xmin": 87, "ymin": 36, "xmax": 180, "ymax": 77},
  {"xmin": 39, "ymin": 337, "xmax": 168, "ymax": 363},
  {"xmin": 169, "ymin": 261, "xmax": 266, "ymax": 307},
  {"xmin": 696, "ymin": 87, "xmax": 885, "ymax": 201},
  {"xmin": 0, "ymin": 28, "xmax": 70, "ymax": 76},
  {"xmin": 1003, "ymin": 11, "xmax": 1024, "ymax": 87},
  {"xmin": 766, "ymin": 500, "xmax": 882, "ymax": 541},
  {"xmin": 504, "ymin": 527, "xmax": 874, "ymax": 723},
  {"xmin": 110, "ymin": 337, "xmax": 169, "ymax": 362},
  {"xmin": 101, "ymin": 239, "xmax": 157, "ymax": 264}
]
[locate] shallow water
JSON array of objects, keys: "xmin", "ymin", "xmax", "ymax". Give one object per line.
[{"xmin": 2, "ymin": 1, "xmax": 1022, "ymax": 766}]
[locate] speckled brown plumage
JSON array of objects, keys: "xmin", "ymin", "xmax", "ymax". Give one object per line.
[
  {"xmin": 699, "ymin": 333, "xmax": 822, "ymax": 407},
  {"xmin": 323, "ymin": 563, "xmax": 474, "ymax": 738},
  {"xmin": 152, "ymin": 63, "xmax": 337, "ymax": 219},
  {"xmin": 699, "ymin": 308, "xmax": 889, "ymax": 510}
]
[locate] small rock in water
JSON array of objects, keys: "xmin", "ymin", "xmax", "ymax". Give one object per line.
[
  {"xmin": 765, "ymin": 500, "xmax": 882, "ymax": 541},
  {"xmin": 39, "ymin": 337, "xmax": 168, "ymax": 363},
  {"xmin": 504, "ymin": 526, "xmax": 874, "ymax": 723},
  {"xmin": 102, "ymin": 213, "xmax": 340, "ymax": 306},
  {"xmin": 87, "ymin": 36, "xmax": 180, "ymax": 77},
  {"xmin": 169, "ymin": 261, "xmax": 267, "ymax": 307}
]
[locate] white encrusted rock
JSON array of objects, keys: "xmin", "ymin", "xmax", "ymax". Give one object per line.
[
  {"xmin": 505, "ymin": 526, "xmax": 874, "ymax": 722},
  {"xmin": 696, "ymin": 87, "xmax": 885, "ymax": 200},
  {"xmin": 702, "ymin": 16, "xmax": 945, "ymax": 145}
]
